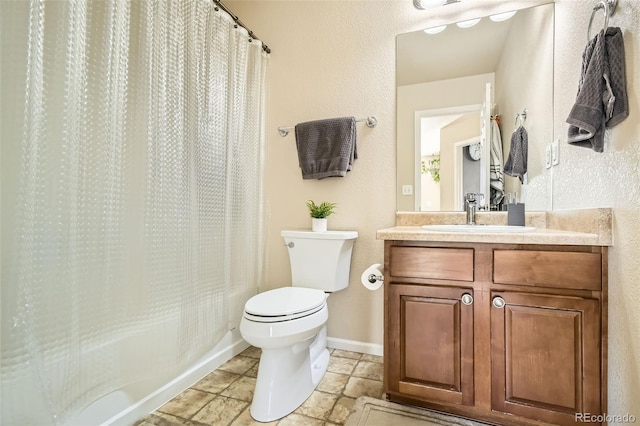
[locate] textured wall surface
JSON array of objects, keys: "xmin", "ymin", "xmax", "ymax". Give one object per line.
[
  {"xmin": 231, "ymin": 0, "xmax": 639, "ymax": 417},
  {"xmin": 229, "ymin": 1, "xmax": 403, "ymax": 347},
  {"xmin": 554, "ymin": 0, "xmax": 640, "ymax": 418}
]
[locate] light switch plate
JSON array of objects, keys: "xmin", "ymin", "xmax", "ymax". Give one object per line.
[
  {"xmin": 545, "ymin": 145, "xmax": 552, "ymax": 169},
  {"xmin": 552, "ymin": 140, "xmax": 559, "ymax": 166},
  {"xmin": 402, "ymin": 185, "xmax": 413, "ymax": 196}
]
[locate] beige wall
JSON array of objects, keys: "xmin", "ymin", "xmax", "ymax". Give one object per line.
[
  {"xmin": 229, "ymin": 1, "xmax": 403, "ymax": 348},
  {"xmin": 231, "ymin": 0, "xmax": 639, "ymax": 417}
]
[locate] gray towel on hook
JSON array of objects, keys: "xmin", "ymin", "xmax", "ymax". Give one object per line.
[
  {"xmin": 566, "ymin": 27, "xmax": 628, "ymax": 152},
  {"xmin": 504, "ymin": 126, "xmax": 528, "ymax": 184},
  {"xmin": 295, "ymin": 117, "xmax": 357, "ymax": 180}
]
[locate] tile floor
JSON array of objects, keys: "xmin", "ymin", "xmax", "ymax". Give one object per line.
[{"xmin": 139, "ymin": 346, "xmax": 384, "ymax": 426}]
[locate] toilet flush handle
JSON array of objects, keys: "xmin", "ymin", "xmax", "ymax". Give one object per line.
[{"xmin": 284, "ymin": 242, "xmax": 294, "ymax": 248}]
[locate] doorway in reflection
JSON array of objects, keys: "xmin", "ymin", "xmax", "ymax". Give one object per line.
[{"xmin": 417, "ymin": 107, "xmax": 482, "ymax": 211}]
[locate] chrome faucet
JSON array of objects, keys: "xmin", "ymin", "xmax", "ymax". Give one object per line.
[{"xmin": 464, "ymin": 193, "xmax": 484, "ymax": 225}]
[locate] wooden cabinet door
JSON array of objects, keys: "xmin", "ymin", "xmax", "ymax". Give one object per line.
[
  {"xmin": 387, "ymin": 284, "xmax": 474, "ymax": 406},
  {"xmin": 490, "ymin": 291, "xmax": 601, "ymax": 425}
]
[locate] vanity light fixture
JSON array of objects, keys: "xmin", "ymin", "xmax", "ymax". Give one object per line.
[
  {"xmin": 489, "ymin": 11, "xmax": 517, "ymax": 22},
  {"xmin": 456, "ymin": 18, "xmax": 481, "ymax": 28},
  {"xmin": 424, "ymin": 25, "xmax": 447, "ymax": 34},
  {"xmin": 413, "ymin": 0, "xmax": 460, "ymax": 10}
]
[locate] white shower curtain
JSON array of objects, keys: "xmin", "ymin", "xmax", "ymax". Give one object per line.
[{"xmin": 0, "ymin": 0, "xmax": 266, "ymax": 424}]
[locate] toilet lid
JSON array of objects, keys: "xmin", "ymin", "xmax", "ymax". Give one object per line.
[{"xmin": 244, "ymin": 287, "xmax": 326, "ymax": 318}]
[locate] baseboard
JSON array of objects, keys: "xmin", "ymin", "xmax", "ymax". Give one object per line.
[
  {"xmin": 103, "ymin": 330, "xmax": 249, "ymax": 426},
  {"xmin": 327, "ymin": 337, "xmax": 383, "ymax": 357}
]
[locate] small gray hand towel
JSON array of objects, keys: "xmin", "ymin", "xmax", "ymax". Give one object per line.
[
  {"xmin": 566, "ymin": 27, "xmax": 628, "ymax": 152},
  {"xmin": 295, "ymin": 117, "xmax": 357, "ymax": 180},
  {"xmin": 503, "ymin": 126, "xmax": 528, "ymax": 184},
  {"xmin": 603, "ymin": 27, "xmax": 628, "ymax": 127}
]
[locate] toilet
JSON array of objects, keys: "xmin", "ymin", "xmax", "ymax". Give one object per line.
[{"xmin": 239, "ymin": 229, "xmax": 358, "ymax": 422}]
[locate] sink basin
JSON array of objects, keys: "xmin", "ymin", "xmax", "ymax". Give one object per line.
[{"xmin": 421, "ymin": 224, "xmax": 536, "ymax": 233}]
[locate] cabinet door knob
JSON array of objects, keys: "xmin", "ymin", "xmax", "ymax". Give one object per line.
[
  {"xmin": 461, "ymin": 293, "xmax": 474, "ymax": 305},
  {"xmin": 492, "ymin": 296, "xmax": 506, "ymax": 309}
]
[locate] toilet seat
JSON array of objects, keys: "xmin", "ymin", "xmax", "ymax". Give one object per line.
[{"xmin": 243, "ymin": 287, "xmax": 326, "ymax": 323}]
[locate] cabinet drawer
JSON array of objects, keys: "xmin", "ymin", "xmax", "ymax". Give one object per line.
[
  {"xmin": 390, "ymin": 246, "xmax": 474, "ymax": 282},
  {"xmin": 493, "ymin": 250, "xmax": 601, "ymax": 290}
]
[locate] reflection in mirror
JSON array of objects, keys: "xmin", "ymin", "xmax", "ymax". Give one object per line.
[
  {"xmin": 417, "ymin": 105, "xmax": 483, "ymax": 211},
  {"xmin": 396, "ymin": 3, "xmax": 554, "ymax": 212}
]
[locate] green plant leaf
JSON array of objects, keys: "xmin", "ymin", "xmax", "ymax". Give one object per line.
[
  {"xmin": 421, "ymin": 156, "xmax": 440, "ymax": 183},
  {"xmin": 306, "ymin": 200, "xmax": 337, "ymax": 218}
]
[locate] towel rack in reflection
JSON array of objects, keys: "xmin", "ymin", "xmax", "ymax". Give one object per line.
[
  {"xmin": 588, "ymin": 0, "xmax": 618, "ymax": 41},
  {"xmin": 277, "ymin": 116, "xmax": 378, "ymax": 137}
]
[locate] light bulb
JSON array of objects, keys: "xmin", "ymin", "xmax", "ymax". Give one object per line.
[
  {"xmin": 456, "ymin": 18, "xmax": 481, "ymax": 28},
  {"xmin": 424, "ymin": 25, "xmax": 447, "ymax": 34}
]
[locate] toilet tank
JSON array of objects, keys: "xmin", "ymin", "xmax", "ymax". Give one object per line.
[{"xmin": 281, "ymin": 230, "xmax": 358, "ymax": 292}]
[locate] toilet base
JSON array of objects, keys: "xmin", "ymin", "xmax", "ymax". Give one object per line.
[{"xmin": 250, "ymin": 326, "xmax": 329, "ymax": 422}]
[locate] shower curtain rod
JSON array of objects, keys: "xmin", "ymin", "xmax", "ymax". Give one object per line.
[{"xmin": 212, "ymin": 0, "xmax": 271, "ymax": 54}]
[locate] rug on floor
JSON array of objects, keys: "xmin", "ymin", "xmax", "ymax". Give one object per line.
[{"xmin": 345, "ymin": 397, "xmax": 490, "ymax": 426}]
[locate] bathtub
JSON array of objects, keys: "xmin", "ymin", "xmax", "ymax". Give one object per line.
[{"xmin": 65, "ymin": 329, "xmax": 248, "ymax": 426}]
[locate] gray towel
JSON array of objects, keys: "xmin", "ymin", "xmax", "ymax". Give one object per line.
[
  {"xmin": 504, "ymin": 126, "xmax": 528, "ymax": 184},
  {"xmin": 295, "ymin": 117, "xmax": 357, "ymax": 180},
  {"xmin": 566, "ymin": 27, "xmax": 628, "ymax": 152}
]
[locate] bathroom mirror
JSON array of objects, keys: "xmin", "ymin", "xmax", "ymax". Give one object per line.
[{"xmin": 396, "ymin": 3, "xmax": 554, "ymax": 212}]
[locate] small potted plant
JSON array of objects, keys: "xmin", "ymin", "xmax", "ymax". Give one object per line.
[{"xmin": 306, "ymin": 200, "xmax": 336, "ymax": 232}]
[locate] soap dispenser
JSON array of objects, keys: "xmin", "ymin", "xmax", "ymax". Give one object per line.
[{"xmin": 507, "ymin": 192, "xmax": 525, "ymax": 226}]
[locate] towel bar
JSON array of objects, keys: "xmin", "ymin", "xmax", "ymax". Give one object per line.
[{"xmin": 278, "ymin": 116, "xmax": 378, "ymax": 137}]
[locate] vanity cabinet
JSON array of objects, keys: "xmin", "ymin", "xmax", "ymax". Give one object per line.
[
  {"xmin": 387, "ymin": 283, "xmax": 474, "ymax": 406},
  {"xmin": 490, "ymin": 291, "xmax": 601, "ymax": 424},
  {"xmin": 384, "ymin": 241, "xmax": 608, "ymax": 426}
]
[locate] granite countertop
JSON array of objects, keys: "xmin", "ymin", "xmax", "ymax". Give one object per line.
[{"xmin": 376, "ymin": 208, "xmax": 613, "ymax": 246}]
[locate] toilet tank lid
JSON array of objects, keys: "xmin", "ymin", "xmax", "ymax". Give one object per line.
[{"xmin": 281, "ymin": 230, "xmax": 358, "ymax": 240}]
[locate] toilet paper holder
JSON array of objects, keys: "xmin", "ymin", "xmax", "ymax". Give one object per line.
[
  {"xmin": 361, "ymin": 263, "xmax": 384, "ymax": 290},
  {"xmin": 367, "ymin": 272, "xmax": 384, "ymax": 284}
]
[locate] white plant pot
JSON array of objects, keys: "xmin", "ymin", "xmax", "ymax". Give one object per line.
[{"xmin": 311, "ymin": 218, "xmax": 327, "ymax": 232}]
